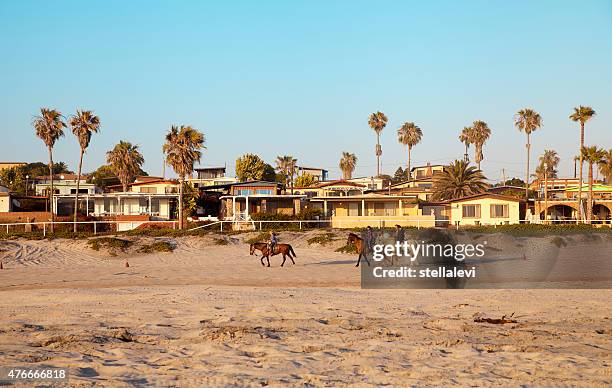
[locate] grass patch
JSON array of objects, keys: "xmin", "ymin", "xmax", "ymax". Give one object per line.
[
  {"xmin": 245, "ymin": 231, "xmax": 272, "ymax": 244},
  {"xmin": 307, "ymin": 232, "xmax": 337, "ymax": 246},
  {"xmin": 335, "ymin": 242, "xmax": 358, "ymax": 254},
  {"xmin": 88, "ymin": 237, "xmax": 133, "ymax": 251},
  {"xmin": 213, "ymin": 238, "xmax": 229, "ymax": 245},
  {"xmin": 551, "ymin": 236, "xmax": 567, "ymax": 248},
  {"xmin": 138, "ymin": 241, "xmax": 175, "ymax": 253},
  {"xmin": 461, "ymin": 224, "xmax": 612, "ymax": 237}
]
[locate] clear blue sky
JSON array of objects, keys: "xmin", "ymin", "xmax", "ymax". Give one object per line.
[{"xmin": 1, "ymin": 0, "xmax": 610, "ymax": 182}]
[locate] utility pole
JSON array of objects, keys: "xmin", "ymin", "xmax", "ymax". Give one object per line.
[{"xmin": 501, "ymin": 169, "xmax": 506, "ymax": 186}]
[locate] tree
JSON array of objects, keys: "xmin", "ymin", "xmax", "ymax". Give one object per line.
[
  {"xmin": 458, "ymin": 126, "xmax": 473, "ymax": 162},
  {"xmin": 534, "ymin": 149, "xmax": 560, "ymax": 180},
  {"xmin": 106, "ymin": 141, "xmax": 145, "ymax": 192},
  {"xmin": 581, "ymin": 146, "xmax": 606, "ymax": 223},
  {"xmin": 470, "ymin": 120, "xmax": 491, "ymax": 170},
  {"xmin": 163, "ymin": 125, "xmax": 205, "ymax": 229},
  {"xmin": 275, "ymin": 155, "xmax": 297, "ymax": 194},
  {"xmin": 368, "ymin": 111, "xmax": 388, "ymax": 176},
  {"xmin": 88, "ymin": 164, "xmax": 147, "ymax": 189},
  {"xmin": 235, "ymin": 154, "xmax": 274, "ymax": 182},
  {"xmin": 514, "ymin": 108, "xmax": 542, "ymax": 198},
  {"xmin": 431, "ymin": 160, "xmax": 488, "ymax": 201},
  {"xmin": 570, "ymin": 106, "xmax": 596, "ymax": 221},
  {"xmin": 32, "ymin": 108, "xmax": 66, "ymax": 232},
  {"xmin": 397, "ymin": 122, "xmax": 422, "ymax": 173},
  {"xmin": 494, "ymin": 177, "xmax": 525, "ymax": 187},
  {"xmin": 339, "ymin": 152, "xmax": 358, "ymax": 180},
  {"xmin": 69, "ymin": 110, "xmax": 100, "ymax": 231},
  {"xmin": 392, "ymin": 167, "xmax": 409, "ymax": 184},
  {"xmin": 295, "ymin": 173, "xmax": 317, "ymax": 187},
  {"xmin": 599, "ymin": 148, "xmax": 612, "ymax": 184}
]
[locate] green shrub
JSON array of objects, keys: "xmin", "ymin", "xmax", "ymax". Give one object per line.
[
  {"xmin": 88, "ymin": 237, "xmax": 133, "ymax": 251},
  {"xmin": 138, "ymin": 241, "xmax": 175, "ymax": 253},
  {"xmin": 460, "ymin": 223, "xmax": 611, "ymax": 236},
  {"xmin": 213, "ymin": 238, "xmax": 229, "ymax": 245},
  {"xmin": 335, "ymin": 242, "xmax": 357, "ymax": 254},
  {"xmin": 307, "ymin": 232, "xmax": 337, "ymax": 246},
  {"xmin": 245, "ymin": 231, "xmax": 271, "ymax": 244}
]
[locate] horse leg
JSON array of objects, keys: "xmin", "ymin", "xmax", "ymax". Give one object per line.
[
  {"xmin": 356, "ymin": 252, "xmax": 361, "ymax": 267},
  {"xmin": 363, "ymin": 252, "xmax": 371, "ymax": 267},
  {"xmin": 289, "ymin": 252, "xmax": 295, "ymax": 265},
  {"xmin": 281, "ymin": 254, "xmax": 286, "ymax": 267},
  {"xmin": 266, "ymin": 256, "xmax": 271, "ymax": 267},
  {"xmin": 260, "ymin": 256, "xmax": 265, "ymax": 266}
]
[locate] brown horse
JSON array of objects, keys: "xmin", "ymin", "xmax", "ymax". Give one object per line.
[
  {"xmin": 347, "ymin": 232, "xmax": 370, "ymax": 267},
  {"xmin": 250, "ymin": 242, "xmax": 297, "ymax": 267}
]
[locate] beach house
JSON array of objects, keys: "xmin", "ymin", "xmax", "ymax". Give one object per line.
[
  {"xmin": 34, "ymin": 174, "xmax": 100, "ymax": 196},
  {"xmin": 309, "ymin": 193, "xmax": 436, "ymax": 228},
  {"xmin": 0, "ymin": 186, "xmax": 12, "ymax": 212},
  {"xmin": 293, "ymin": 180, "xmax": 366, "ymax": 198},
  {"xmin": 189, "ymin": 166, "xmax": 237, "ymax": 188},
  {"xmin": 442, "ymin": 193, "xmax": 522, "ymax": 226},
  {"xmin": 218, "ymin": 181, "xmax": 306, "ymax": 222},
  {"xmin": 296, "ymin": 166, "xmax": 329, "ymax": 182}
]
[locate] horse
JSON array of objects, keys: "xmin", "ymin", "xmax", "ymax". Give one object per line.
[
  {"xmin": 249, "ymin": 242, "xmax": 297, "ymax": 267},
  {"xmin": 347, "ymin": 232, "xmax": 370, "ymax": 267}
]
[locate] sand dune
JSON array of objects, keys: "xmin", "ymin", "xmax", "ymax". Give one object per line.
[{"xmin": 0, "ymin": 230, "xmax": 610, "ymax": 386}]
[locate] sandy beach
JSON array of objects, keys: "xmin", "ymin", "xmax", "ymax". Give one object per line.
[{"xmin": 0, "ymin": 230, "xmax": 610, "ymax": 386}]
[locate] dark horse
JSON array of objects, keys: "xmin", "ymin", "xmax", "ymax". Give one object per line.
[
  {"xmin": 347, "ymin": 232, "xmax": 370, "ymax": 267},
  {"xmin": 250, "ymin": 242, "xmax": 297, "ymax": 267}
]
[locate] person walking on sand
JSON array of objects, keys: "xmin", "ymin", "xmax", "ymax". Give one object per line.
[
  {"xmin": 393, "ymin": 224, "xmax": 404, "ymax": 265},
  {"xmin": 363, "ymin": 226, "xmax": 375, "ymax": 255}
]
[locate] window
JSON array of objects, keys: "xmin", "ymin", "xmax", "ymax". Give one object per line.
[
  {"xmin": 139, "ymin": 197, "xmax": 148, "ymax": 213},
  {"xmin": 384, "ymin": 202, "xmax": 396, "ymax": 216},
  {"xmin": 256, "ymin": 189, "xmax": 272, "ymax": 195},
  {"xmin": 140, "ymin": 187, "xmax": 157, "ymax": 194},
  {"xmin": 151, "ymin": 198, "xmax": 160, "ymax": 214},
  {"xmin": 462, "ymin": 204, "xmax": 481, "ymax": 218},
  {"xmin": 70, "ymin": 188, "xmax": 89, "ymax": 194},
  {"xmin": 490, "ymin": 204, "xmax": 509, "ymax": 218},
  {"xmin": 236, "ymin": 189, "xmax": 251, "ymax": 196},
  {"xmin": 347, "ymin": 202, "xmax": 360, "ymax": 216}
]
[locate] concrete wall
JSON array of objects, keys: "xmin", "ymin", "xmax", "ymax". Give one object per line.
[
  {"xmin": 450, "ymin": 197, "xmax": 520, "ymax": 226},
  {"xmin": 331, "ymin": 215, "xmax": 436, "ymax": 228}
]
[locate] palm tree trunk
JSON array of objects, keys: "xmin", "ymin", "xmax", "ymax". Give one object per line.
[
  {"xmin": 48, "ymin": 146, "xmax": 55, "ymax": 233},
  {"xmin": 525, "ymin": 133, "xmax": 530, "ymax": 199},
  {"xmin": 587, "ymin": 163, "xmax": 593, "ymax": 223},
  {"xmin": 577, "ymin": 123, "xmax": 585, "ymax": 222},
  {"xmin": 407, "ymin": 146, "xmax": 411, "ymax": 174},
  {"xmin": 464, "ymin": 144, "xmax": 469, "ymax": 162},
  {"xmin": 376, "ymin": 133, "xmax": 381, "ymax": 177},
  {"xmin": 73, "ymin": 149, "xmax": 84, "ymax": 233},
  {"xmin": 178, "ymin": 177, "xmax": 184, "ymax": 229}
]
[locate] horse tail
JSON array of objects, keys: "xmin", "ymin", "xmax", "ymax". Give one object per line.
[{"xmin": 289, "ymin": 245, "xmax": 297, "ymax": 258}]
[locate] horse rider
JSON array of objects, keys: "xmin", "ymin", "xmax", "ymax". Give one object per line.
[{"xmin": 268, "ymin": 231, "xmax": 278, "ymax": 255}]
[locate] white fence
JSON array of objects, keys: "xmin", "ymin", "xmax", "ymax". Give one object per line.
[
  {"xmin": 0, "ymin": 220, "xmax": 178, "ymax": 237},
  {"xmin": 0, "ymin": 218, "xmax": 609, "ymax": 237}
]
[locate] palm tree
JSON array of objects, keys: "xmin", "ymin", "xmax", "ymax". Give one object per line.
[
  {"xmin": 163, "ymin": 125, "xmax": 205, "ymax": 229},
  {"xmin": 570, "ymin": 106, "xmax": 596, "ymax": 221},
  {"xmin": 275, "ymin": 155, "xmax": 297, "ymax": 194},
  {"xmin": 458, "ymin": 126, "xmax": 472, "ymax": 162},
  {"xmin": 106, "ymin": 141, "xmax": 145, "ymax": 192},
  {"xmin": 339, "ymin": 152, "xmax": 358, "ymax": 180},
  {"xmin": 470, "ymin": 120, "xmax": 491, "ymax": 170},
  {"xmin": 599, "ymin": 149, "xmax": 612, "ymax": 184},
  {"xmin": 431, "ymin": 160, "xmax": 488, "ymax": 201},
  {"xmin": 581, "ymin": 146, "xmax": 606, "ymax": 223},
  {"xmin": 514, "ymin": 108, "xmax": 542, "ymax": 198},
  {"xmin": 32, "ymin": 108, "xmax": 66, "ymax": 232},
  {"xmin": 69, "ymin": 110, "xmax": 100, "ymax": 232},
  {"xmin": 368, "ymin": 111, "xmax": 388, "ymax": 176},
  {"xmin": 534, "ymin": 149, "xmax": 560, "ymax": 180},
  {"xmin": 397, "ymin": 122, "xmax": 422, "ymax": 173}
]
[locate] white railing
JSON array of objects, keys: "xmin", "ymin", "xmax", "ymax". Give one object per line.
[
  {"xmin": 0, "ymin": 218, "xmax": 610, "ymax": 236},
  {"xmin": 0, "ymin": 220, "xmax": 179, "ymax": 236}
]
